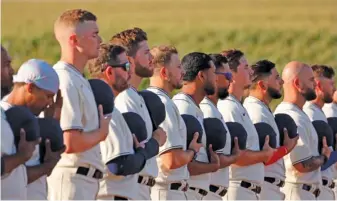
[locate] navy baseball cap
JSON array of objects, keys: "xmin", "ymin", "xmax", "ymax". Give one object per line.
[
  {"xmin": 89, "ymin": 79, "xmax": 115, "ymax": 116},
  {"xmin": 13, "ymin": 59, "xmax": 59, "ymax": 94},
  {"xmin": 225, "ymin": 122, "xmax": 247, "ymax": 153},
  {"xmin": 327, "ymin": 117, "xmax": 337, "ymax": 149},
  {"xmin": 181, "ymin": 114, "xmax": 203, "ymax": 147},
  {"xmin": 275, "ymin": 113, "xmax": 298, "ymax": 146},
  {"xmin": 312, "ymin": 120, "xmax": 334, "ymax": 153},
  {"xmin": 122, "ymin": 112, "xmax": 148, "ymax": 143},
  {"xmin": 38, "ymin": 117, "xmax": 65, "ymax": 163},
  {"xmin": 5, "ymin": 106, "xmax": 40, "ymax": 147},
  {"xmin": 204, "ymin": 118, "xmax": 227, "ymax": 151},
  {"xmin": 139, "ymin": 90, "xmax": 166, "ymax": 131},
  {"xmin": 254, "ymin": 122, "xmax": 277, "ymax": 150}
]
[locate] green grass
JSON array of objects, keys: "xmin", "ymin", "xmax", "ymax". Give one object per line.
[{"xmin": 2, "ymin": 0, "xmax": 337, "ymax": 109}]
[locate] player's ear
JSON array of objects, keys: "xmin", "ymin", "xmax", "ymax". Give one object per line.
[
  {"xmin": 104, "ymin": 66, "xmax": 114, "ymax": 80},
  {"xmin": 159, "ymin": 66, "xmax": 168, "ymax": 80},
  {"xmin": 69, "ymin": 34, "xmax": 78, "ymax": 47},
  {"xmin": 293, "ymin": 77, "xmax": 301, "ymax": 90},
  {"xmin": 315, "ymin": 79, "xmax": 322, "ymax": 91},
  {"xmin": 25, "ymin": 83, "xmax": 34, "ymax": 94},
  {"xmin": 257, "ymin": 80, "xmax": 267, "ymax": 90},
  {"xmin": 197, "ymin": 70, "xmax": 206, "ymax": 83}
]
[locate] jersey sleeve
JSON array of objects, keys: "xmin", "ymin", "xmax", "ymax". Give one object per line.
[
  {"xmin": 57, "ymin": 72, "xmax": 83, "ymax": 131},
  {"xmin": 114, "ymin": 90, "xmax": 140, "ymax": 114},
  {"xmin": 289, "ymin": 124, "xmax": 313, "ymax": 165}
]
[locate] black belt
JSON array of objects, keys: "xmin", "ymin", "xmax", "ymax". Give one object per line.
[
  {"xmin": 302, "ymin": 184, "xmax": 320, "ymax": 198},
  {"xmin": 138, "ymin": 175, "xmax": 156, "ymax": 187},
  {"xmin": 170, "ymin": 182, "xmax": 188, "ymax": 191},
  {"xmin": 264, "ymin": 177, "xmax": 285, "ymax": 187},
  {"xmin": 323, "ymin": 179, "xmax": 335, "ymax": 189},
  {"xmin": 209, "ymin": 185, "xmax": 227, "ymax": 197},
  {"xmin": 240, "ymin": 181, "xmax": 261, "ymax": 194},
  {"xmin": 114, "ymin": 196, "xmax": 128, "ymax": 200},
  {"xmin": 76, "ymin": 166, "xmax": 103, "ymax": 179},
  {"xmin": 189, "ymin": 187, "xmax": 208, "ymax": 196}
]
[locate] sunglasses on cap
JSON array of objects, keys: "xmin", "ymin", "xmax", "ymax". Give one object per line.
[
  {"xmin": 215, "ymin": 72, "xmax": 232, "ymax": 81},
  {"xmin": 105, "ymin": 62, "xmax": 131, "ymax": 72}
]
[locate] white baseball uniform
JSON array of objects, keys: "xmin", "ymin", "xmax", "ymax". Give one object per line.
[
  {"xmin": 147, "ymin": 87, "xmax": 189, "ymax": 201},
  {"xmin": 218, "ymin": 95, "xmax": 264, "ymax": 200},
  {"xmin": 200, "ymin": 97, "xmax": 231, "ymax": 200},
  {"xmin": 47, "ymin": 61, "xmax": 103, "ymax": 200},
  {"xmin": 1, "ymin": 100, "xmax": 46, "ymax": 200},
  {"xmin": 114, "ymin": 87, "xmax": 157, "ymax": 200},
  {"xmin": 172, "ymin": 93, "xmax": 210, "ymax": 201},
  {"xmin": 243, "ymin": 96, "xmax": 286, "ymax": 200},
  {"xmin": 1, "ymin": 105, "xmax": 28, "ymax": 200},
  {"xmin": 97, "ymin": 108, "xmax": 138, "ymax": 200},
  {"xmin": 322, "ymin": 102, "xmax": 337, "ymax": 199},
  {"xmin": 274, "ymin": 102, "xmax": 322, "ymax": 200},
  {"xmin": 303, "ymin": 101, "xmax": 335, "ymax": 200}
]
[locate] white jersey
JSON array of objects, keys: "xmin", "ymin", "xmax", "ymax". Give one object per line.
[
  {"xmin": 243, "ymin": 96, "xmax": 285, "ymax": 180},
  {"xmin": 218, "ymin": 95, "xmax": 264, "ymax": 185},
  {"xmin": 274, "ymin": 102, "xmax": 321, "ymax": 185},
  {"xmin": 172, "ymin": 93, "xmax": 210, "ymax": 191},
  {"xmin": 322, "ymin": 102, "xmax": 337, "ymax": 119},
  {"xmin": 98, "ymin": 108, "xmax": 138, "ymax": 200},
  {"xmin": 200, "ymin": 97, "xmax": 231, "ymax": 188},
  {"xmin": 1, "ymin": 106, "xmax": 28, "ymax": 200},
  {"xmin": 147, "ymin": 87, "xmax": 189, "ymax": 183},
  {"xmin": 53, "ymin": 61, "xmax": 103, "ymax": 171},
  {"xmin": 0, "ymin": 101, "xmax": 46, "ymax": 199},
  {"xmin": 303, "ymin": 102, "xmax": 334, "ymax": 182},
  {"xmin": 114, "ymin": 87, "xmax": 158, "ymax": 178}
]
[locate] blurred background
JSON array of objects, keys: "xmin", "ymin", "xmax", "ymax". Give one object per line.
[{"xmin": 2, "ymin": 0, "xmax": 337, "ymax": 110}]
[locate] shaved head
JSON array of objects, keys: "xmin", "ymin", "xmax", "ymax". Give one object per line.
[{"xmin": 282, "ymin": 61, "xmax": 317, "ymax": 102}]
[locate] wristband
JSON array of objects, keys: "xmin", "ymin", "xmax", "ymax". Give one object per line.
[{"xmin": 188, "ymin": 148, "xmax": 197, "ymax": 160}]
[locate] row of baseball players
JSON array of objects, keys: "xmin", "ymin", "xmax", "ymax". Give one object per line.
[{"xmin": 1, "ymin": 8, "xmax": 337, "ymax": 201}]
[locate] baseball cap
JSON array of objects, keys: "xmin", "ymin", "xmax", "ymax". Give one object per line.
[{"xmin": 13, "ymin": 59, "xmax": 59, "ymax": 94}]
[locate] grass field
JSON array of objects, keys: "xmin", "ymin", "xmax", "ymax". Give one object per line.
[{"xmin": 2, "ymin": 0, "xmax": 337, "ymax": 109}]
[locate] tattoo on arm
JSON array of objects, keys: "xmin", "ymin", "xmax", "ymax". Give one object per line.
[{"xmin": 301, "ymin": 155, "xmax": 325, "ymax": 171}]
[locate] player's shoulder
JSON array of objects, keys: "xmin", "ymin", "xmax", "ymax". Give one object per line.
[{"xmin": 115, "ymin": 88, "xmax": 139, "ymax": 103}]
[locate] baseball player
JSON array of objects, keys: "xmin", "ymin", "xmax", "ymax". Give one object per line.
[
  {"xmin": 88, "ymin": 43, "xmax": 165, "ymax": 200},
  {"xmin": 323, "ymin": 90, "xmax": 337, "ymax": 197},
  {"xmin": 243, "ymin": 60, "xmax": 299, "ymax": 200},
  {"xmin": 199, "ymin": 54, "xmax": 241, "ymax": 200},
  {"xmin": 110, "ymin": 28, "xmax": 167, "ymax": 200},
  {"xmin": 1, "ymin": 47, "xmax": 37, "ymax": 200},
  {"xmin": 303, "ymin": 65, "xmax": 336, "ymax": 200},
  {"xmin": 172, "ymin": 52, "xmax": 221, "ymax": 200},
  {"xmin": 274, "ymin": 61, "xmax": 332, "ymax": 200},
  {"xmin": 1, "ymin": 59, "xmax": 62, "ymax": 200},
  {"xmin": 218, "ymin": 50, "xmax": 274, "ymax": 200},
  {"xmin": 47, "ymin": 9, "xmax": 111, "ymax": 200},
  {"xmin": 147, "ymin": 45, "xmax": 202, "ymax": 200}
]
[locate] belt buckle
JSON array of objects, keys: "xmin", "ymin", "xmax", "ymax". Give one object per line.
[
  {"xmin": 182, "ymin": 183, "xmax": 189, "ymax": 192},
  {"xmin": 219, "ymin": 188, "xmax": 227, "ymax": 197},
  {"xmin": 148, "ymin": 177, "xmax": 155, "ymax": 187},
  {"xmin": 200, "ymin": 189, "xmax": 208, "ymax": 196},
  {"xmin": 313, "ymin": 188, "xmax": 320, "ymax": 197}
]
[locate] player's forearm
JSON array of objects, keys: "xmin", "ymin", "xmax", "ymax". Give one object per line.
[
  {"xmin": 160, "ymin": 149, "xmax": 194, "ymax": 170},
  {"xmin": 218, "ymin": 154, "xmax": 238, "ymax": 168},
  {"xmin": 294, "ymin": 155, "xmax": 326, "ymax": 173},
  {"xmin": 187, "ymin": 160, "xmax": 218, "ymax": 176},
  {"xmin": 64, "ymin": 130, "xmax": 102, "ymax": 153},
  {"xmin": 143, "ymin": 138, "xmax": 160, "ymax": 159},
  {"xmin": 234, "ymin": 150, "xmax": 268, "ymax": 166},
  {"xmin": 26, "ymin": 164, "xmax": 52, "ymax": 184},
  {"xmin": 1, "ymin": 154, "xmax": 27, "ymax": 175}
]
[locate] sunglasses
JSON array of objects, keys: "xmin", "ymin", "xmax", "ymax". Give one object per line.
[
  {"xmin": 106, "ymin": 62, "xmax": 131, "ymax": 72},
  {"xmin": 215, "ymin": 72, "xmax": 232, "ymax": 81}
]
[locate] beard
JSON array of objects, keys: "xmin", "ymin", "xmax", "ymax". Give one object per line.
[
  {"xmin": 135, "ymin": 61, "xmax": 153, "ymax": 78},
  {"xmin": 267, "ymin": 87, "xmax": 282, "ymax": 99},
  {"xmin": 218, "ymin": 87, "xmax": 229, "ymax": 100},
  {"xmin": 301, "ymin": 88, "xmax": 317, "ymax": 101},
  {"xmin": 204, "ymin": 82, "xmax": 215, "ymax": 96},
  {"xmin": 112, "ymin": 76, "xmax": 129, "ymax": 93},
  {"xmin": 323, "ymin": 93, "xmax": 333, "ymax": 103}
]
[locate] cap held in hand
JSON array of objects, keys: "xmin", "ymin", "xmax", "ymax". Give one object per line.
[
  {"xmin": 225, "ymin": 122, "xmax": 247, "ymax": 154},
  {"xmin": 89, "ymin": 79, "xmax": 115, "ymax": 116},
  {"xmin": 275, "ymin": 113, "xmax": 298, "ymax": 146}
]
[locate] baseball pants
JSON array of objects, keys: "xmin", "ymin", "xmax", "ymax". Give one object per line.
[
  {"xmin": 185, "ymin": 188, "xmax": 205, "ymax": 200},
  {"xmin": 151, "ymin": 182, "xmax": 188, "ymax": 200},
  {"xmin": 47, "ymin": 167, "xmax": 99, "ymax": 200},
  {"xmin": 260, "ymin": 181, "xmax": 285, "ymax": 200},
  {"xmin": 224, "ymin": 181, "xmax": 259, "ymax": 200},
  {"xmin": 27, "ymin": 175, "xmax": 47, "ymax": 200},
  {"xmin": 1, "ymin": 165, "xmax": 27, "ymax": 200},
  {"xmin": 318, "ymin": 185, "xmax": 335, "ymax": 200},
  {"xmin": 282, "ymin": 182, "xmax": 319, "ymax": 200},
  {"xmin": 202, "ymin": 191, "xmax": 223, "ymax": 200}
]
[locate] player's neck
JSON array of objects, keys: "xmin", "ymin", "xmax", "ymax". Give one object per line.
[
  {"xmin": 249, "ymin": 90, "xmax": 271, "ymax": 106},
  {"xmin": 311, "ymin": 98, "xmax": 324, "ymax": 109},
  {"xmin": 60, "ymin": 53, "xmax": 88, "ymax": 74},
  {"xmin": 229, "ymin": 83, "xmax": 244, "ymax": 102},
  {"xmin": 207, "ymin": 95, "xmax": 218, "ymax": 106},
  {"xmin": 149, "ymin": 78, "xmax": 172, "ymax": 96},
  {"xmin": 130, "ymin": 75, "xmax": 143, "ymax": 90},
  {"xmin": 6, "ymin": 90, "xmax": 26, "ymax": 108},
  {"xmin": 182, "ymin": 83, "xmax": 205, "ymax": 105},
  {"xmin": 283, "ymin": 92, "xmax": 306, "ymax": 109}
]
